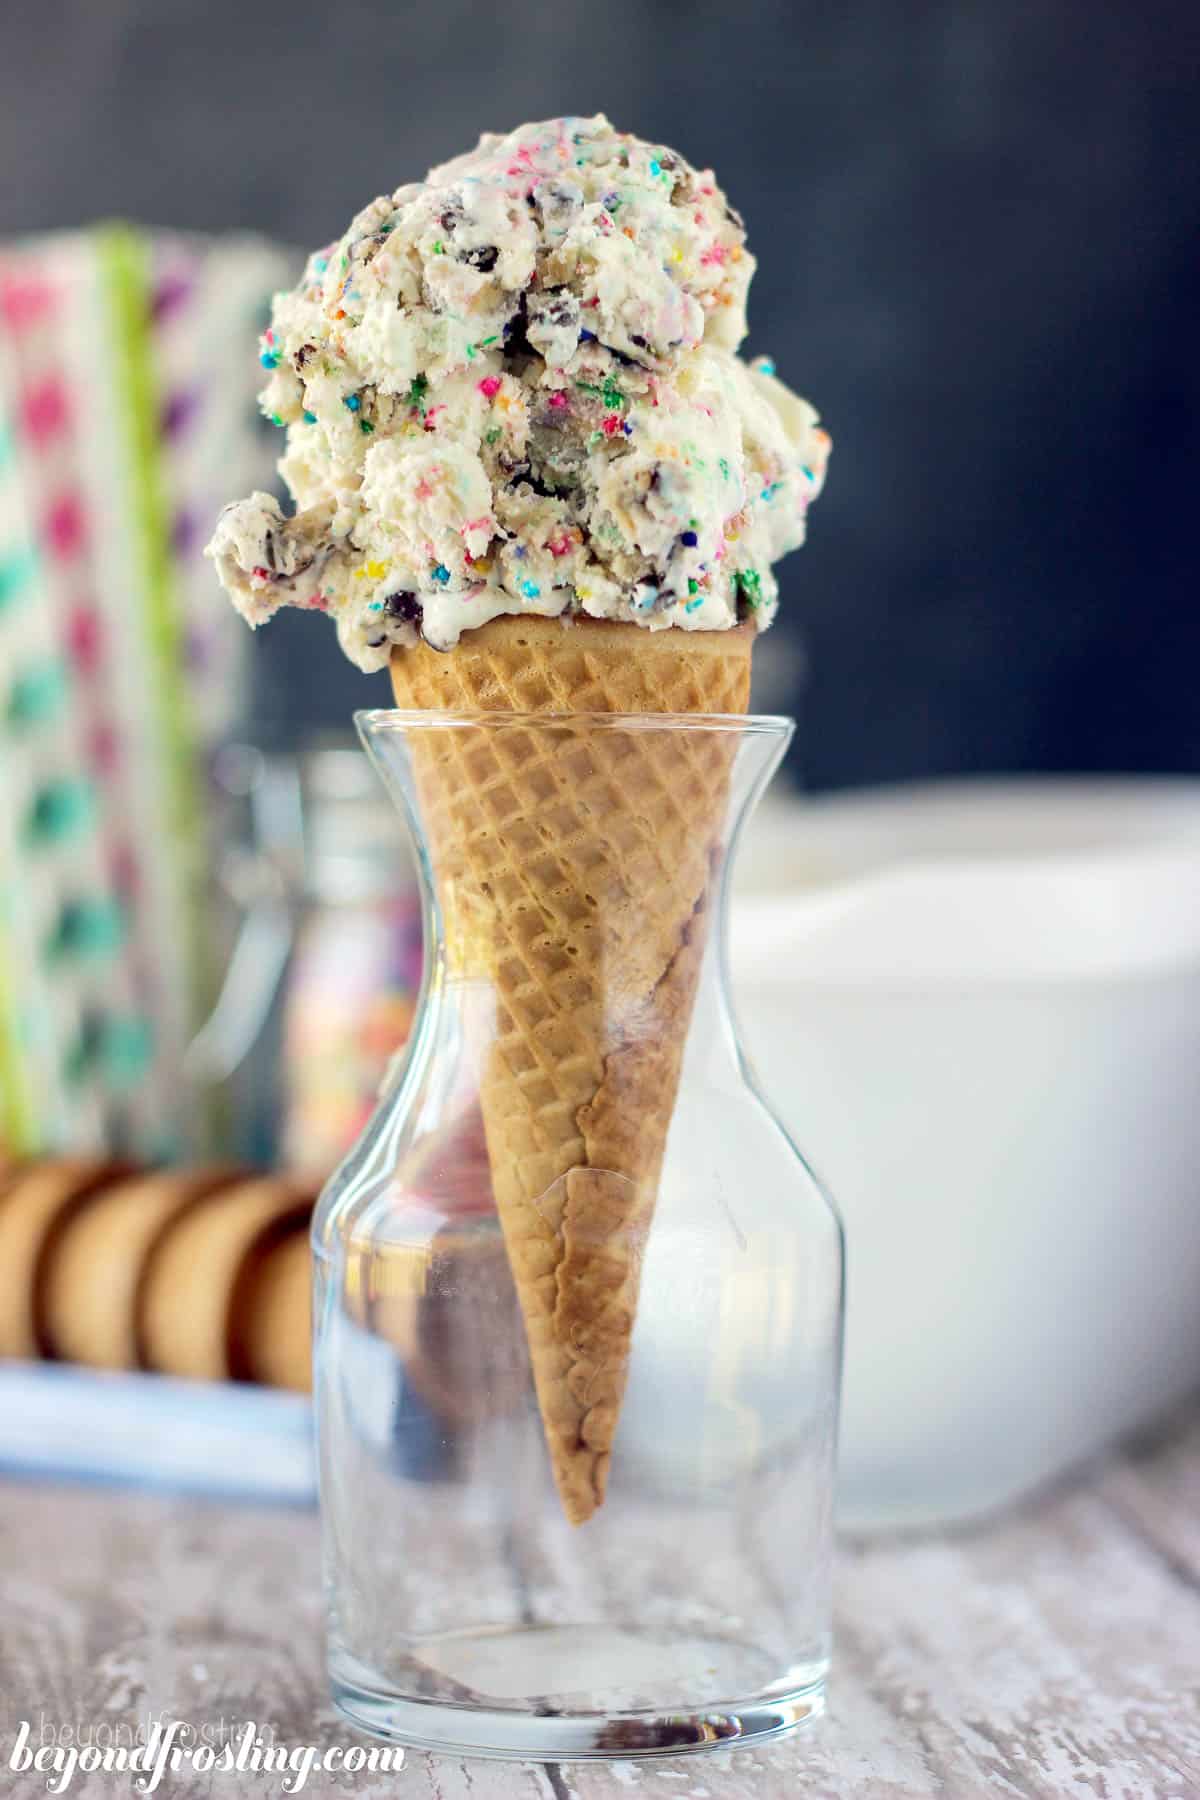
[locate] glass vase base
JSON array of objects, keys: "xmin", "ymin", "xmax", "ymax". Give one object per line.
[{"xmin": 330, "ymin": 1633, "xmax": 826, "ymax": 1760}]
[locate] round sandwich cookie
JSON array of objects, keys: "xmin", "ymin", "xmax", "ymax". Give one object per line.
[
  {"xmin": 0, "ymin": 1159, "xmax": 135, "ymax": 1359},
  {"xmin": 231, "ymin": 1223, "xmax": 312, "ymax": 1393},
  {"xmin": 41, "ymin": 1164, "xmax": 247, "ymax": 1369},
  {"xmin": 344, "ymin": 1106, "xmax": 526, "ymax": 1430},
  {"xmin": 138, "ymin": 1175, "xmax": 313, "ymax": 1382}
]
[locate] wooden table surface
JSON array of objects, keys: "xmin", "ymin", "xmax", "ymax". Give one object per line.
[{"xmin": 1, "ymin": 1405, "xmax": 1198, "ymax": 1799}]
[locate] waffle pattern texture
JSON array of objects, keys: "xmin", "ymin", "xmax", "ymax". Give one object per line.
[{"xmin": 389, "ymin": 615, "xmax": 750, "ymax": 1520}]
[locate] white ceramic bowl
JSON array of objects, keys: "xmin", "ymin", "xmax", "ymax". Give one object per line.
[{"xmin": 732, "ymin": 780, "xmax": 1200, "ymax": 1530}]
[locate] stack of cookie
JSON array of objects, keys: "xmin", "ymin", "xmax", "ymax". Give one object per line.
[{"xmin": 0, "ymin": 1159, "xmax": 313, "ymax": 1391}]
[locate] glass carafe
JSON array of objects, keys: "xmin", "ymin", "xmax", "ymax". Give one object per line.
[{"xmin": 312, "ymin": 709, "xmax": 843, "ymax": 1761}]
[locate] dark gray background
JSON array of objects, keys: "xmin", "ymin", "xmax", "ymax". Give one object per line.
[{"xmin": 5, "ymin": 0, "xmax": 1197, "ymax": 788}]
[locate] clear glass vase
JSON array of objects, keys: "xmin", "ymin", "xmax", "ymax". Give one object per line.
[{"xmin": 312, "ymin": 708, "xmax": 843, "ymax": 1761}]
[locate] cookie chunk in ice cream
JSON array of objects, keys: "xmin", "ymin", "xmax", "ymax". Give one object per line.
[{"xmin": 207, "ymin": 114, "xmax": 830, "ymax": 669}]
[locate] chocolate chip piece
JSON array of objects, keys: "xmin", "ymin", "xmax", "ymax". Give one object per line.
[
  {"xmin": 263, "ymin": 530, "xmax": 315, "ymax": 581},
  {"xmin": 439, "ymin": 201, "xmax": 464, "ymax": 233},
  {"xmin": 383, "ymin": 591, "xmax": 422, "ymax": 624},
  {"xmin": 461, "ymin": 245, "xmax": 499, "ymax": 272},
  {"xmin": 533, "ymin": 179, "xmax": 583, "ymax": 228},
  {"xmin": 518, "ymin": 465, "xmax": 561, "ymax": 499},
  {"xmin": 502, "ymin": 292, "xmax": 532, "ymax": 360}
]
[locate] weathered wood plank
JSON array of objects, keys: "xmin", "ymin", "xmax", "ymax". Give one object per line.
[
  {"xmin": 1098, "ymin": 1409, "xmax": 1200, "ymax": 1590},
  {"xmin": 0, "ymin": 1405, "xmax": 1198, "ymax": 1798},
  {"xmin": 0, "ymin": 1480, "xmax": 541, "ymax": 1799},
  {"xmin": 829, "ymin": 1491, "xmax": 1200, "ymax": 1798}
]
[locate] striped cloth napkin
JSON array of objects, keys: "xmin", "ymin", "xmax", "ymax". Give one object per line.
[
  {"xmin": 0, "ymin": 1363, "xmax": 316, "ymax": 1503},
  {"xmin": 0, "ymin": 228, "xmax": 291, "ymax": 1160}
]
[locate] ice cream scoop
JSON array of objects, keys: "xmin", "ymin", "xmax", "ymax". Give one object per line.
[{"xmin": 206, "ymin": 115, "xmax": 829, "ymax": 668}]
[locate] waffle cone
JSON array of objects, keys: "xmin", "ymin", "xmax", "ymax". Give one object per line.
[{"xmin": 389, "ymin": 615, "xmax": 751, "ymax": 1522}]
